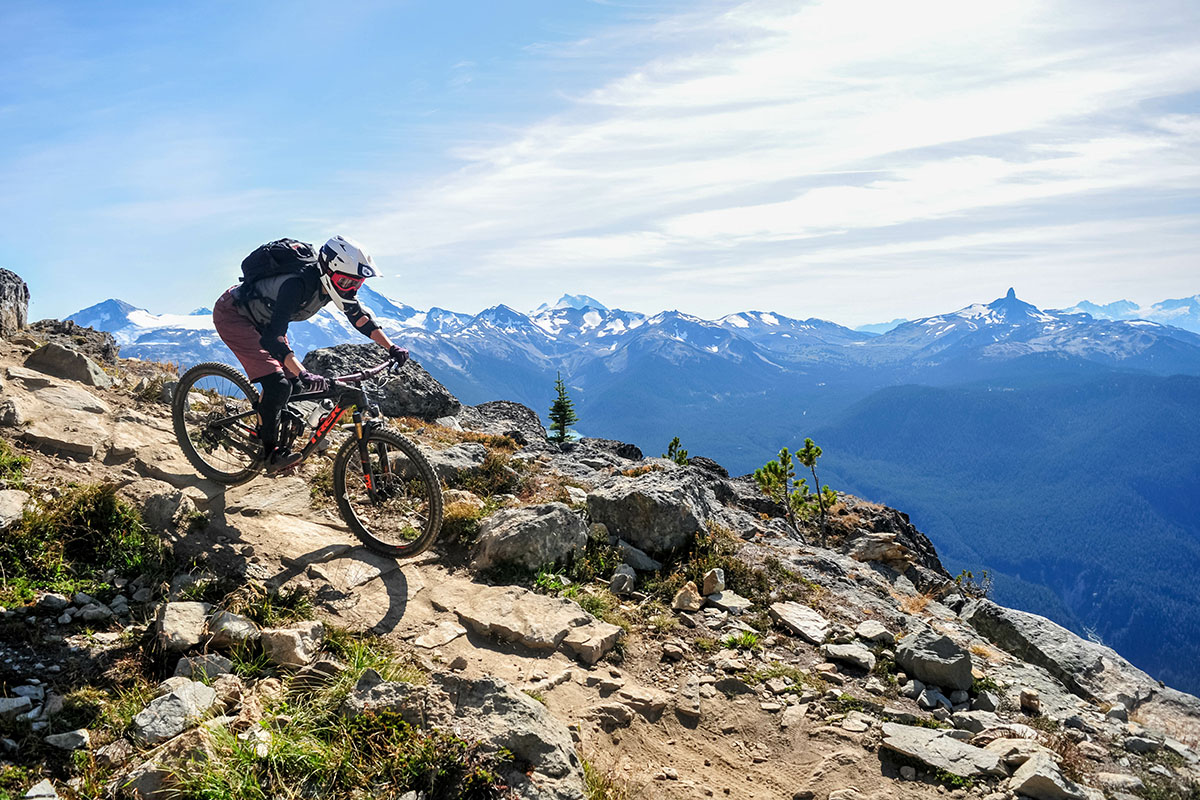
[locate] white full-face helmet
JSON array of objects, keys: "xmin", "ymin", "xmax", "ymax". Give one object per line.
[{"xmin": 317, "ymin": 235, "xmax": 378, "ymax": 310}]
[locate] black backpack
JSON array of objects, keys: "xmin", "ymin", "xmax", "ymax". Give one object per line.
[{"xmin": 239, "ymin": 239, "xmax": 318, "ymax": 286}]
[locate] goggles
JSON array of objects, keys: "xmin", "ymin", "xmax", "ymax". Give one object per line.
[{"xmin": 330, "ymin": 273, "xmax": 366, "ymax": 293}]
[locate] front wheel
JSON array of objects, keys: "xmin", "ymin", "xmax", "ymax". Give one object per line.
[
  {"xmin": 172, "ymin": 362, "xmax": 264, "ymax": 485},
  {"xmin": 333, "ymin": 427, "xmax": 443, "ymax": 558}
]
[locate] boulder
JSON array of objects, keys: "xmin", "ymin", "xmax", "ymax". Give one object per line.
[
  {"xmin": 0, "ymin": 268, "xmax": 29, "ymax": 338},
  {"xmin": 706, "ymin": 591, "xmax": 752, "ymax": 615},
  {"xmin": 156, "ymin": 602, "xmax": 211, "ymax": 652},
  {"xmin": 26, "ymin": 319, "xmax": 118, "ymax": 364},
  {"xmin": 895, "ymin": 628, "xmax": 973, "ymax": 691},
  {"xmin": 769, "ymin": 602, "xmax": 830, "ymax": 645},
  {"xmin": 340, "ymin": 669, "xmax": 584, "ymax": 800},
  {"xmin": 427, "ymin": 442, "xmax": 488, "ymax": 482},
  {"xmin": 880, "ymin": 722, "xmax": 1006, "ymax": 779},
  {"xmin": 24, "ymin": 343, "xmax": 113, "ymax": 388},
  {"xmin": 460, "ymin": 400, "xmax": 549, "ymax": 447},
  {"xmin": 206, "ymin": 611, "xmax": 260, "ymax": 649},
  {"xmin": 471, "ymin": 502, "xmax": 588, "ymax": 572},
  {"xmin": 587, "ymin": 468, "xmax": 721, "ymax": 554},
  {"xmin": 844, "ymin": 531, "xmax": 909, "ymax": 566},
  {"xmin": 855, "ymin": 620, "xmax": 894, "ymax": 645},
  {"xmin": 687, "ymin": 456, "xmax": 729, "ymax": 478},
  {"xmin": 303, "ymin": 345, "xmax": 460, "ymax": 420},
  {"xmin": 578, "ymin": 438, "xmax": 643, "ymax": 461},
  {"xmin": 1007, "ymin": 752, "xmax": 1091, "ymax": 800},
  {"xmin": 820, "ymin": 643, "xmax": 876, "ymax": 672},
  {"xmin": 131, "ymin": 681, "xmax": 218, "ymax": 744},
  {"xmin": 609, "ymin": 564, "xmax": 636, "ymax": 595},
  {"xmin": 261, "ymin": 621, "xmax": 324, "ymax": 667}
]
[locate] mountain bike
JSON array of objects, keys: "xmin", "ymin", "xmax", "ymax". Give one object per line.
[{"xmin": 171, "ymin": 359, "xmax": 442, "ymax": 558}]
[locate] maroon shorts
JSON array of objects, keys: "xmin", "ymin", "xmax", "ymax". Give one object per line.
[{"xmin": 213, "ymin": 288, "xmax": 288, "ymax": 382}]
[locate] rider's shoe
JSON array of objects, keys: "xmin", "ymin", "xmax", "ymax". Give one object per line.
[{"xmin": 265, "ymin": 448, "xmax": 303, "ymax": 475}]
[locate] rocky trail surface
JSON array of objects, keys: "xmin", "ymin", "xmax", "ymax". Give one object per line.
[{"xmin": 2, "ymin": 313, "xmax": 1200, "ymax": 800}]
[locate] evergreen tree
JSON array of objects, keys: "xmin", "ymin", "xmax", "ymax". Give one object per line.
[
  {"xmin": 797, "ymin": 437, "xmax": 836, "ymax": 542},
  {"xmin": 548, "ymin": 372, "xmax": 578, "ymax": 443}
]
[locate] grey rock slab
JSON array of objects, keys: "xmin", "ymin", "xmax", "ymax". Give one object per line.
[
  {"xmin": 0, "ymin": 697, "xmax": 33, "ymax": 720},
  {"xmin": 820, "ymin": 643, "xmax": 876, "ymax": 672},
  {"xmin": 44, "ymin": 728, "xmax": 90, "ymax": 750},
  {"xmin": 769, "ymin": 601, "xmax": 830, "ymax": 645},
  {"xmin": 224, "ymin": 476, "xmax": 312, "ymax": 517},
  {"xmin": 0, "ymin": 489, "xmax": 29, "ymax": 530},
  {"xmin": 22, "ymin": 780, "xmax": 59, "ymax": 799},
  {"xmin": 20, "ymin": 343, "xmax": 114, "ymax": 388},
  {"xmin": 1007, "ymin": 752, "xmax": 1091, "ymax": 800},
  {"xmin": 19, "ymin": 408, "xmax": 109, "ymax": 459},
  {"xmin": 132, "ymin": 680, "xmax": 218, "ymax": 744},
  {"xmin": 855, "ymin": 620, "xmax": 894, "ymax": 645},
  {"xmin": 896, "ymin": 628, "xmax": 973, "ymax": 691},
  {"xmin": 982, "ymin": 737, "xmax": 1055, "ymax": 768},
  {"xmin": 414, "ymin": 620, "xmax": 468, "ymax": 649},
  {"xmin": 880, "ymin": 722, "xmax": 1006, "ymax": 779},
  {"xmin": 430, "ymin": 583, "xmax": 592, "ymax": 651},
  {"xmin": 950, "ymin": 710, "xmax": 1002, "ymax": 733},
  {"xmin": 706, "ymin": 590, "xmax": 752, "ymax": 615},
  {"xmin": 1094, "ymin": 772, "xmax": 1145, "ymax": 792},
  {"xmin": 156, "ymin": 601, "xmax": 211, "ymax": 651},
  {"xmin": 617, "ymin": 539, "xmax": 662, "ymax": 571},
  {"xmin": 471, "ymin": 502, "xmax": 588, "ymax": 572},
  {"xmin": 963, "ymin": 598, "xmax": 1157, "ymax": 706}
]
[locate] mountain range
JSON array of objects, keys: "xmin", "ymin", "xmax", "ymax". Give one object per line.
[{"xmin": 66, "ymin": 286, "xmax": 1200, "ymax": 693}]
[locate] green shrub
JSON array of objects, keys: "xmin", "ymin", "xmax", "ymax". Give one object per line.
[
  {"xmin": 662, "ymin": 437, "xmax": 689, "ymax": 466},
  {"xmin": 0, "ymin": 484, "xmax": 163, "ymax": 603},
  {"xmin": 723, "ymin": 630, "xmax": 761, "ymax": 651},
  {"xmin": 955, "ymin": 569, "xmax": 993, "ymax": 599},
  {"xmin": 0, "ymin": 438, "xmax": 30, "ymax": 488}
]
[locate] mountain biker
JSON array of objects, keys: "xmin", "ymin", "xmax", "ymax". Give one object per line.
[{"xmin": 212, "ymin": 235, "xmax": 409, "ymax": 474}]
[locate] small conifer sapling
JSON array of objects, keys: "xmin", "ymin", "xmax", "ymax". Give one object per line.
[{"xmin": 548, "ymin": 372, "xmax": 579, "ymax": 443}]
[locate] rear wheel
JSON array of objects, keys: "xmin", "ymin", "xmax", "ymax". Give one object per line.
[
  {"xmin": 172, "ymin": 362, "xmax": 264, "ymax": 485},
  {"xmin": 333, "ymin": 428, "xmax": 443, "ymax": 558}
]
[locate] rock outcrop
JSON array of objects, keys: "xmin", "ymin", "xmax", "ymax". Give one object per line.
[
  {"xmin": 302, "ymin": 344, "xmax": 461, "ymax": 420},
  {"xmin": 0, "ymin": 268, "xmax": 29, "ymax": 338}
]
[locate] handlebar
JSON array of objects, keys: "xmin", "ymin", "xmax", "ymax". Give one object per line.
[{"xmin": 330, "ymin": 358, "xmax": 397, "ymax": 387}]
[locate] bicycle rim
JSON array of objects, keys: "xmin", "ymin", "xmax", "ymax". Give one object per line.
[
  {"xmin": 174, "ymin": 363, "xmax": 263, "ymax": 484},
  {"xmin": 334, "ymin": 429, "xmax": 442, "ymax": 557}
]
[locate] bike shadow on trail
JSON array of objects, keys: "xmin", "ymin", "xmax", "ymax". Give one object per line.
[{"xmin": 266, "ymin": 543, "xmax": 418, "ymax": 637}]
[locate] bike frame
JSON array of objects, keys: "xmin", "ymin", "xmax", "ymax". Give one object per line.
[{"xmin": 204, "ymin": 360, "xmax": 397, "ymax": 496}]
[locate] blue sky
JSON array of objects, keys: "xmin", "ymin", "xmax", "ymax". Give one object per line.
[{"xmin": 4, "ymin": 0, "xmax": 1198, "ymax": 325}]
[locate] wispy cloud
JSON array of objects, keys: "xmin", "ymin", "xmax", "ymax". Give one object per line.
[{"xmin": 354, "ymin": 0, "xmax": 1200, "ymax": 321}]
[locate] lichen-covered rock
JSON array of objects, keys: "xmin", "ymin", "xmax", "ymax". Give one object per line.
[
  {"xmin": 472, "ymin": 502, "xmax": 587, "ymax": 572},
  {"xmin": 131, "ymin": 681, "xmax": 217, "ymax": 744},
  {"xmin": 261, "ymin": 621, "xmax": 324, "ymax": 668},
  {"xmin": 0, "ymin": 269, "xmax": 29, "ymax": 339},
  {"xmin": 460, "ymin": 400, "xmax": 549, "ymax": 448},
  {"xmin": 156, "ymin": 602, "xmax": 211, "ymax": 652},
  {"xmin": 303, "ymin": 345, "xmax": 460, "ymax": 420}
]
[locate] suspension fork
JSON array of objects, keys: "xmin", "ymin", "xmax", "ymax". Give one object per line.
[{"xmin": 354, "ymin": 410, "xmax": 392, "ymax": 499}]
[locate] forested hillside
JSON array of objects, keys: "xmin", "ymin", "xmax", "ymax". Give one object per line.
[{"xmin": 815, "ymin": 368, "xmax": 1200, "ymax": 692}]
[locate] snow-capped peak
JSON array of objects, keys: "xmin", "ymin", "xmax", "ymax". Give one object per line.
[{"xmin": 533, "ymin": 294, "xmax": 609, "ymax": 314}]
